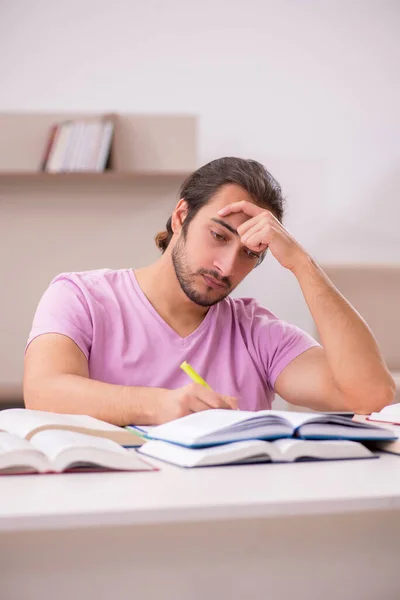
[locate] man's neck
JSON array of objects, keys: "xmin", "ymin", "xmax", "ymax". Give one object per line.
[{"xmin": 134, "ymin": 254, "xmax": 209, "ymax": 338}]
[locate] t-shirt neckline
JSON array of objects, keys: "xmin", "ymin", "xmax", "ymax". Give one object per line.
[{"xmin": 128, "ymin": 269, "xmax": 218, "ymax": 344}]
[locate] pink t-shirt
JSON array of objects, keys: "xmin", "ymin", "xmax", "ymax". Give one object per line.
[{"xmin": 26, "ymin": 269, "xmax": 319, "ymax": 410}]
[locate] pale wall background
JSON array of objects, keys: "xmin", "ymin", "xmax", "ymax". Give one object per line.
[{"xmin": 0, "ymin": 0, "xmax": 399, "ymax": 387}]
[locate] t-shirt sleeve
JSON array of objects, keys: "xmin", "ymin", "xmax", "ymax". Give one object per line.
[
  {"xmin": 26, "ymin": 275, "xmax": 93, "ymax": 359},
  {"xmin": 264, "ymin": 319, "xmax": 320, "ymax": 389},
  {"xmin": 250, "ymin": 302, "xmax": 320, "ymax": 390}
]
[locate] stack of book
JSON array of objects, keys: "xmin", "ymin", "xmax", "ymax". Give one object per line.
[
  {"xmin": 132, "ymin": 409, "xmax": 397, "ymax": 467},
  {"xmin": 40, "ymin": 117, "xmax": 114, "ymax": 173},
  {"xmin": 0, "ymin": 409, "xmax": 153, "ymax": 474},
  {"xmin": 353, "ymin": 402, "xmax": 400, "ymax": 455}
]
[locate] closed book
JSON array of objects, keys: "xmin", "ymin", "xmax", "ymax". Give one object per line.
[{"xmin": 45, "ymin": 121, "xmax": 73, "ymax": 172}]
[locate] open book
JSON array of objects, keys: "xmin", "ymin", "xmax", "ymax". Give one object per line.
[
  {"xmin": 366, "ymin": 402, "xmax": 400, "ymax": 426},
  {"xmin": 138, "ymin": 437, "xmax": 375, "ymax": 467},
  {"xmin": 134, "ymin": 409, "xmax": 396, "ymax": 448},
  {"xmin": 353, "ymin": 409, "xmax": 400, "ymax": 456},
  {"xmin": 0, "ymin": 409, "xmax": 144, "ymax": 446},
  {"xmin": 0, "ymin": 429, "xmax": 154, "ymax": 474}
]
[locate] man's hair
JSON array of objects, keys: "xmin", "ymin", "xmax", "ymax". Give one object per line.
[{"xmin": 155, "ymin": 156, "xmax": 285, "ymax": 253}]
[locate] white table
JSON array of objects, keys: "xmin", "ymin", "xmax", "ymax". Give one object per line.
[{"xmin": 1, "ymin": 453, "xmax": 400, "ymax": 600}]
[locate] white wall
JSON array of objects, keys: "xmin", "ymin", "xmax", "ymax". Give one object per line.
[{"xmin": 1, "ymin": 0, "xmax": 399, "ymax": 384}]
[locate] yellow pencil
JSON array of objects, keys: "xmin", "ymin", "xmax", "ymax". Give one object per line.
[{"xmin": 180, "ymin": 361, "xmax": 211, "ymax": 389}]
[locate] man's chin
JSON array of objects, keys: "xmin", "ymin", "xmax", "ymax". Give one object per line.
[{"xmin": 187, "ymin": 288, "xmax": 229, "ymax": 307}]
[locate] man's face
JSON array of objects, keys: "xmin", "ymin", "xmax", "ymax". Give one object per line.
[{"xmin": 171, "ymin": 184, "xmax": 263, "ymax": 307}]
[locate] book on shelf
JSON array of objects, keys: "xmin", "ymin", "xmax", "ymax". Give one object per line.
[
  {"xmin": 138, "ymin": 437, "xmax": 375, "ymax": 468},
  {"xmin": 128, "ymin": 408, "xmax": 396, "ymax": 448},
  {"xmin": 0, "ymin": 408, "xmax": 145, "ymax": 446},
  {"xmin": 0, "ymin": 429, "xmax": 154, "ymax": 475},
  {"xmin": 40, "ymin": 116, "xmax": 114, "ymax": 173},
  {"xmin": 353, "ymin": 403, "xmax": 400, "ymax": 455}
]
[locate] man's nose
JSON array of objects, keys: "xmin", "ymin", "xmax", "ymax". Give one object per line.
[{"xmin": 213, "ymin": 249, "xmax": 237, "ymax": 279}]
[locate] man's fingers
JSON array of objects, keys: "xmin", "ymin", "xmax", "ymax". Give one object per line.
[
  {"xmin": 187, "ymin": 396, "xmax": 214, "ymax": 413},
  {"xmin": 241, "ymin": 221, "xmax": 268, "ymax": 244},
  {"xmin": 222, "ymin": 395, "xmax": 238, "ymax": 410},
  {"xmin": 218, "ymin": 201, "xmax": 263, "ymax": 218},
  {"xmin": 191, "ymin": 384, "xmax": 237, "ymax": 409},
  {"xmin": 237, "ymin": 214, "xmax": 265, "ymax": 237}
]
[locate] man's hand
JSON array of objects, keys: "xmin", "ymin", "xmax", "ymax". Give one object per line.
[
  {"xmin": 218, "ymin": 201, "xmax": 308, "ymax": 272},
  {"xmin": 151, "ymin": 383, "xmax": 238, "ymax": 425}
]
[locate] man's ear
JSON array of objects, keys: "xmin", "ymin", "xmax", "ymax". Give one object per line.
[{"xmin": 171, "ymin": 199, "xmax": 189, "ymax": 234}]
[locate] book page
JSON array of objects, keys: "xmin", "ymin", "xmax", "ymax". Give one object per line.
[
  {"xmin": 0, "ymin": 431, "xmax": 36, "ymax": 452},
  {"xmin": 30, "ymin": 430, "xmax": 129, "ymax": 461},
  {"xmin": 139, "ymin": 439, "xmax": 278, "ymax": 467},
  {"xmin": 29, "ymin": 430, "xmax": 154, "ymax": 472},
  {"xmin": 273, "ymin": 438, "xmax": 373, "ymax": 461},
  {"xmin": 0, "ymin": 408, "xmax": 128, "ymax": 440},
  {"xmin": 151, "ymin": 409, "xmax": 270, "ymax": 441},
  {"xmin": 0, "ymin": 432, "xmax": 49, "ymax": 473},
  {"xmin": 369, "ymin": 403, "xmax": 400, "ymax": 424}
]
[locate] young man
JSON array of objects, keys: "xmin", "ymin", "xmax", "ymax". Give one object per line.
[{"xmin": 24, "ymin": 157, "xmax": 395, "ymax": 424}]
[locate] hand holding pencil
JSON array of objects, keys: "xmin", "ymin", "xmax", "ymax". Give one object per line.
[{"xmin": 149, "ymin": 362, "xmax": 238, "ymax": 425}]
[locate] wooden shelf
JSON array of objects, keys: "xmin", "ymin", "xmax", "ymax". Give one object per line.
[
  {"xmin": 0, "ymin": 113, "xmax": 197, "ymax": 174},
  {"xmin": 0, "ymin": 171, "xmax": 191, "ymax": 183}
]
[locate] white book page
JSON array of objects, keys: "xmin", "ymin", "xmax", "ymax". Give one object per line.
[
  {"xmin": 0, "ymin": 409, "xmax": 126, "ymax": 439},
  {"xmin": 30, "ymin": 430, "xmax": 128, "ymax": 461},
  {"xmin": 266, "ymin": 410, "xmax": 325, "ymax": 428},
  {"xmin": 0, "ymin": 432, "xmax": 49, "ymax": 473},
  {"xmin": 30, "ymin": 430, "xmax": 152, "ymax": 472},
  {"xmin": 273, "ymin": 438, "xmax": 372, "ymax": 460},
  {"xmin": 151, "ymin": 409, "xmax": 266, "ymax": 441},
  {"xmin": 0, "ymin": 431, "xmax": 36, "ymax": 453},
  {"xmin": 139, "ymin": 439, "xmax": 278, "ymax": 467},
  {"xmin": 370, "ymin": 403, "xmax": 400, "ymax": 423}
]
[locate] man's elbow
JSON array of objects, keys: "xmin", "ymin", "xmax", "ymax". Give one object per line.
[
  {"xmin": 343, "ymin": 373, "xmax": 396, "ymax": 414},
  {"xmin": 23, "ymin": 379, "xmax": 50, "ymax": 411}
]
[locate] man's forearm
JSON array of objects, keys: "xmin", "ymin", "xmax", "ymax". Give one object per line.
[
  {"xmin": 24, "ymin": 374, "xmax": 167, "ymax": 426},
  {"xmin": 292, "ymin": 255, "xmax": 395, "ymax": 407}
]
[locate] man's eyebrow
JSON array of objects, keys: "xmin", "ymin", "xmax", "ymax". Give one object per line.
[{"xmin": 210, "ymin": 218, "xmax": 239, "ymax": 237}]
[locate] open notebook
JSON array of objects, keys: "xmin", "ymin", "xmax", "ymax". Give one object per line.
[
  {"xmin": 129, "ymin": 408, "xmax": 396, "ymax": 448},
  {"xmin": 0, "ymin": 429, "xmax": 154, "ymax": 474},
  {"xmin": 138, "ymin": 437, "xmax": 375, "ymax": 467}
]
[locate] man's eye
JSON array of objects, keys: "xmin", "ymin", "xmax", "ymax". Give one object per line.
[
  {"xmin": 244, "ymin": 248, "xmax": 260, "ymax": 260},
  {"xmin": 211, "ymin": 231, "xmax": 226, "ymax": 242}
]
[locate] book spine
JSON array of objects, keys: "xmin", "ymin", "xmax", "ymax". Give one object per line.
[
  {"xmin": 96, "ymin": 121, "xmax": 114, "ymax": 172},
  {"xmin": 46, "ymin": 121, "xmax": 71, "ymax": 173},
  {"xmin": 39, "ymin": 124, "xmax": 58, "ymax": 172}
]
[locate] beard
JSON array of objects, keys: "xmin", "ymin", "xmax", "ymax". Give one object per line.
[{"xmin": 171, "ymin": 235, "xmax": 232, "ymax": 307}]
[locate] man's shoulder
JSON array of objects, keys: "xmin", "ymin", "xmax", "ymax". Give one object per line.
[{"xmin": 49, "ymin": 268, "xmax": 133, "ymax": 294}]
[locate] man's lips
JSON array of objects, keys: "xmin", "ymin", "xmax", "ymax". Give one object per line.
[{"xmin": 202, "ymin": 274, "xmax": 226, "ymax": 289}]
